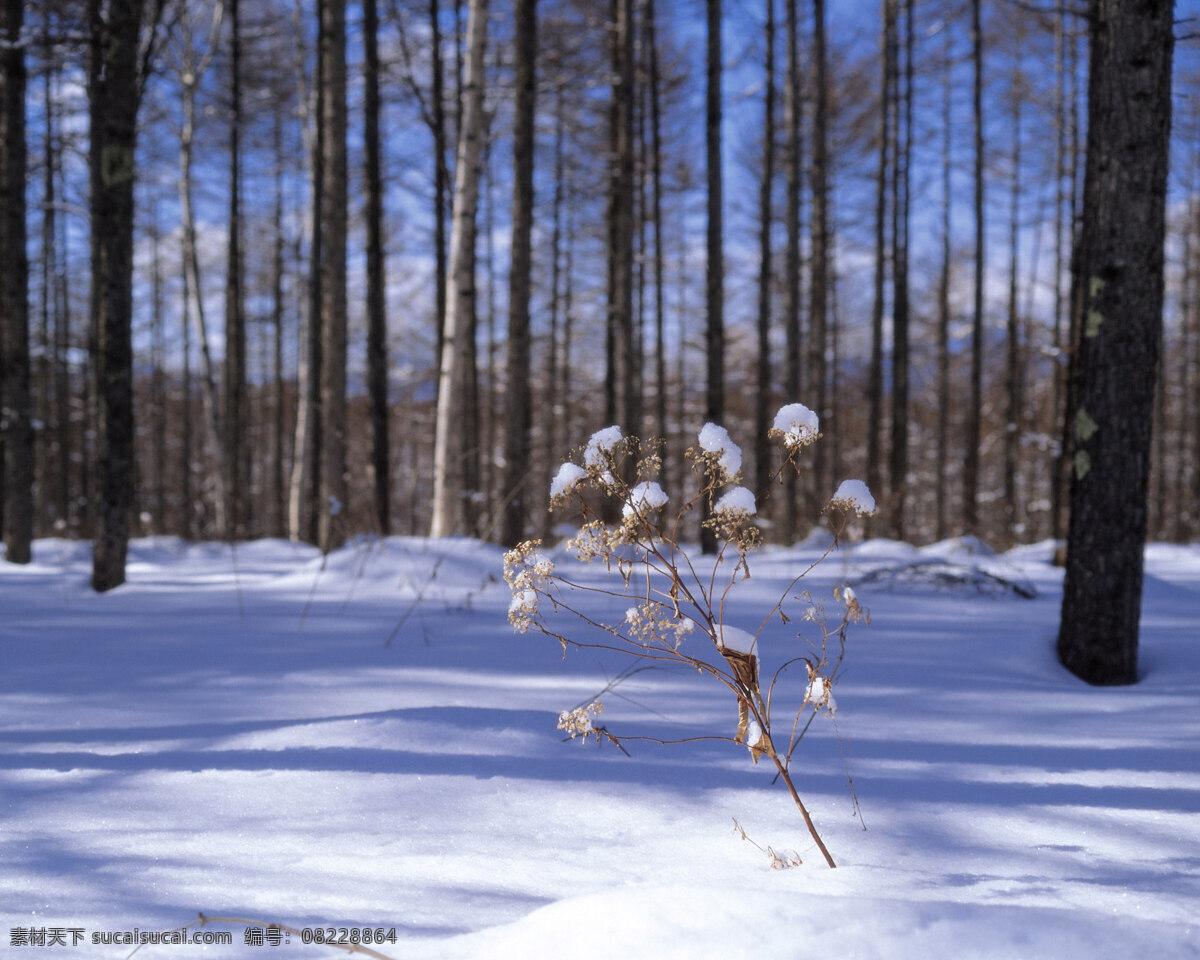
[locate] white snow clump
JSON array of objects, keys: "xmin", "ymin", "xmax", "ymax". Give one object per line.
[
  {"xmin": 698, "ymin": 422, "xmax": 743, "ymax": 478},
  {"xmin": 716, "ymin": 624, "xmax": 757, "ymax": 655},
  {"xmin": 830, "ymin": 478, "xmax": 877, "ymax": 516},
  {"xmin": 713, "ymin": 486, "xmax": 757, "ymax": 517},
  {"xmin": 807, "ymin": 675, "xmax": 837, "ymax": 715},
  {"xmin": 550, "ymin": 462, "xmax": 587, "ymax": 498},
  {"xmin": 772, "ymin": 403, "xmax": 820, "ymax": 447},
  {"xmin": 584, "ymin": 425, "xmax": 624, "ymax": 466},
  {"xmin": 622, "ymin": 481, "xmax": 669, "ymax": 520}
]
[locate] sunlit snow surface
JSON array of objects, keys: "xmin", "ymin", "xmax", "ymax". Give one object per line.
[{"xmin": 2, "ymin": 534, "xmax": 1199, "ymax": 958}]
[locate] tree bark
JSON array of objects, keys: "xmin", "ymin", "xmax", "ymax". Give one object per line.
[
  {"xmin": 318, "ymin": 0, "xmax": 348, "ymax": 553},
  {"xmin": 867, "ymin": 0, "xmax": 893, "ymax": 529},
  {"xmin": 88, "ymin": 0, "xmax": 144, "ymax": 590},
  {"xmin": 702, "ymin": 0, "xmax": 724, "ymax": 554},
  {"xmin": 754, "ymin": 0, "xmax": 776, "ymax": 503},
  {"xmin": 430, "ymin": 0, "xmax": 488, "ymax": 538},
  {"xmin": 501, "ymin": 0, "xmax": 537, "ymax": 547},
  {"xmin": 1, "ymin": 0, "xmax": 32, "ymax": 564},
  {"xmin": 964, "ymin": 0, "xmax": 984, "ymax": 535},
  {"xmin": 224, "ymin": 0, "xmax": 247, "ymax": 540},
  {"xmin": 364, "ymin": 0, "xmax": 390, "ymax": 535},
  {"xmin": 1058, "ymin": 0, "xmax": 1174, "ymax": 686},
  {"xmin": 783, "ymin": 0, "xmax": 802, "ymax": 542},
  {"xmin": 810, "ymin": 0, "xmax": 830, "ymax": 506}
]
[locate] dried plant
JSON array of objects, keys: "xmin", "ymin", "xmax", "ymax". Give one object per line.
[{"xmin": 504, "ymin": 405, "xmax": 875, "ymax": 868}]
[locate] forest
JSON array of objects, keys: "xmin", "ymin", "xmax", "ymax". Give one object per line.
[{"xmin": 0, "ymin": 0, "xmax": 1196, "ymax": 580}]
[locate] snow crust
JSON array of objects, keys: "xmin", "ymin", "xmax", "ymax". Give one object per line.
[{"xmin": 3, "ymin": 534, "xmax": 1199, "ymax": 960}]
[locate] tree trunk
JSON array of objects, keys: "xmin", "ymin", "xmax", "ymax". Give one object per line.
[
  {"xmin": 501, "ymin": 0, "xmax": 537, "ymax": 547},
  {"xmin": 364, "ymin": 0, "xmax": 390, "ymax": 535},
  {"xmin": 935, "ymin": 8, "xmax": 952, "ymax": 542},
  {"xmin": 88, "ymin": 0, "xmax": 144, "ymax": 590},
  {"xmin": 867, "ymin": 0, "xmax": 893, "ymax": 529},
  {"xmin": 1, "ymin": 0, "xmax": 32, "ymax": 564},
  {"xmin": 783, "ymin": 0, "xmax": 802, "ymax": 542},
  {"xmin": 810, "ymin": 0, "xmax": 830, "ymax": 506},
  {"xmin": 888, "ymin": 0, "xmax": 910, "ymax": 540},
  {"xmin": 646, "ymin": 0, "xmax": 667, "ymax": 449},
  {"xmin": 1058, "ymin": 0, "xmax": 1174, "ymax": 686},
  {"xmin": 1004, "ymin": 71, "xmax": 1024, "ymax": 543},
  {"xmin": 702, "ymin": 0, "xmax": 724, "ymax": 555},
  {"xmin": 224, "ymin": 0, "xmax": 247, "ymax": 540},
  {"xmin": 964, "ymin": 0, "xmax": 984, "ymax": 535},
  {"xmin": 431, "ymin": 0, "xmax": 449, "ymax": 417},
  {"xmin": 605, "ymin": 0, "xmax": 637, "ymax": 444},
  {"xmin": 271, "ymin": 101, "xmax": 288, "ymax": 539},
  {"xmin": 290, "ymin": 4, "xmax": 323, "ymax": 544},
  {"xmin": 754, "ymin": 0, "xmax": 775, "ymax": 503},
  {"xmin": 430, "ymin": 0, "xmax": 488, "ymax": 538},
  {"xmin": 318, "ymin": 0, "xmax": 348, "ymax": 554}
]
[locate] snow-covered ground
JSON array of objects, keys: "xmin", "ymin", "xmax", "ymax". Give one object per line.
[{"xmin": 2, "ymin": 533, "xmax": 1198, "ymax": 958}]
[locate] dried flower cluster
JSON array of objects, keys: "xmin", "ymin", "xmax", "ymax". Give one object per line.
[{"xmin": 502, "ymin": 403, "xmax": 875, "ymax": 869}]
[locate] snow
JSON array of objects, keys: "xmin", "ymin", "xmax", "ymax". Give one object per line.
[
  {"xmin": 549, "ymin": 462, "xmax": 586, "ymax": 498},
  {"xmin": 772, "ymin": 402, "xmax": 820, "ymax": 447},
  {"xmin": 622, "ymin": 481, "xmax": 669, "ymax": 520},
  {"xmin": 584, "ymin": 426, "xmax": 623, "ymax": 467},
  {"xmin": 697, "ymin": 422, "xmax": 743, "ymax": 478},
  {"xmin": 830, "ymin": 478, "xmax": 877, "ymax": 515},
  {"xmin": 715, "ymin": 624, "xmax": 758, "ymax": 655},
  {"xmin": 713, "ymin": 486, "xmax": 757, "ymax": 517},
  {"xmin": 3, "ymin": 534, "xmax": 1200, "ymax": 959}
]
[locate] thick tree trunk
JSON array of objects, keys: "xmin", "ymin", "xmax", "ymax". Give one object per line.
[
  {"xmin": 1058, "ymin": 0, "xmax": 1174, "ymax": 686},
  {"xmin": 1, "ymin": 0, "xmax": 32, "ymax": 564},
  {"xmin": 605, "ymin": 0, "xmax": 637, "ymax": 442},
  {"xmin": 501, "ymin": 0, "xmax": 537, "ymax": 547},
  {"xmin": 88, "ymin": 0, "xmax": 143, "ymax": 590}
]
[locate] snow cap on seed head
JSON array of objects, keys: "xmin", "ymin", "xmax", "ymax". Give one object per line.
[{"xmin": 771, "ymin": 403, "xmax": 820, "ymax": 448}]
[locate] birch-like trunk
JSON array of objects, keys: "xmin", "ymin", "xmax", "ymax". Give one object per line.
[{"xmin": 430, "ymin": 0, "xmax": 488, "ymax": 538}]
